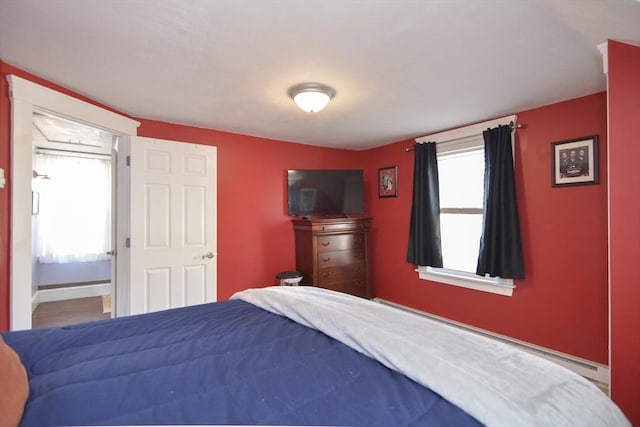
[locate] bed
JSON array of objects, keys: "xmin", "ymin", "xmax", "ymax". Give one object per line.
[{"xmin": 1, "ymin": 286, "xmax": 630, "ymax": 427}]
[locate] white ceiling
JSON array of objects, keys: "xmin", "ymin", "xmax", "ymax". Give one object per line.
[
  {"xmin": 32, "ymin": 112, "xmax": 114, "ymax": 154},
  {"xmin": 1, "ymin": 0, "xmax": 639, "ymax": 150}
]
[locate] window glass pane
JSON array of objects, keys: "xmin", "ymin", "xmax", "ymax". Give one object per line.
[
  {"xmin": 34, "ymin": 154, "xmax": 112, "ymax": 263},
  {"xmin": 438, "ymin": 150, "xmax": 484, "ymax": 208},
  {"xmin": 441, "ymin": 213, "xmax": 482, "ymax": 272}
]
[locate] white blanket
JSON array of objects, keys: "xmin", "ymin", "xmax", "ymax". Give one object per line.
[{"xmin": 232, "ymin": 286, "xmax": 630, "ymax": 427}]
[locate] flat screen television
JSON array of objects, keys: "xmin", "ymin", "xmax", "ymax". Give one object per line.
[{"xmin": 287, "ymin": 169, "xmax": 365, "ymax": 217}]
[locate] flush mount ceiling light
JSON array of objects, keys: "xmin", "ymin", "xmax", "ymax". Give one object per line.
[{"xmin": 288, "ymin": 83, "xmax": 336, "ymax": 113}]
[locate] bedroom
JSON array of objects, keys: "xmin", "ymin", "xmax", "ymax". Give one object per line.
[{"xmin": 0, "ymin": 1, "xmax": 639, "ymax": 425}]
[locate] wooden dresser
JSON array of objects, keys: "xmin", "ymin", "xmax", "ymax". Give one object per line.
[{"xmin": 292, "ymin": 217, "xmax": 372, "ymax": 299}]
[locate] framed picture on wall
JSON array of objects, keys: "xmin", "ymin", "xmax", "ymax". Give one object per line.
[
  {"xmin": 551, "ymin": 135, "xmax": 599, "ymax": 187},
  {"xmin": 378, "ymin": 165, "xmax": 398, "ymax": 198}
]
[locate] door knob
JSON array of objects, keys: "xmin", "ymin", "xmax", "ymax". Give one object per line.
[
  {"xmin": 202, "ymin": 252, "xmax": 215, "ymax": 259},
  {"xmin": 106, "ymin": 250, "xmax": 116, "ymax": 256}
]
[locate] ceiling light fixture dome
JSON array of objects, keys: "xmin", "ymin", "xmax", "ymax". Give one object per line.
[{"xmin": 288, "ymin": 83, "xmax": 336, "ymax": 113}]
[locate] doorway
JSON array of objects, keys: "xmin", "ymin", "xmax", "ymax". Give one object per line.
[
  {"xmin": 30, "ymin": 112, "xmax": 116, "ymax": 328},
  {"xmin": 8, "ymin": 74, "xmax": 140, "ymax": 331},
  {"xmin": 9, "ymin": 75, "xmax": 218, "ymax": 331}
]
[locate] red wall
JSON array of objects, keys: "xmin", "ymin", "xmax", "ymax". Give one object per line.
[
  {"xmin": 608, "ymin": 40, "xmax": 640, "ymax": 426},
  {"xmin": 0, "ymin": 62, "xmax": 611, "ymax": 370},
  {"xmin": 136, "ymin": 120, "xmax": 365, "ymax": 300},
  {"xmin": 0, "ymin": 62, "xmax": 366, "ymax": 330},
  {"xmin": 364, "ymin": 93, "xmax": 609, "ymax": 364}
]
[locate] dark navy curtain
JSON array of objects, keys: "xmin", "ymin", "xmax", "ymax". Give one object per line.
[
  {"xmin": 476, "ymin": 125, "xmax": 524, "ymax": 279},
  {"xmin": 407, "ymin": 142, "xmax": 443, "ymax": 267}
]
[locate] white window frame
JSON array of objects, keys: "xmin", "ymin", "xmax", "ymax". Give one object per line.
[{"xmin": 414, "ymin": 114, "xmax": 517, "ymax": 297}]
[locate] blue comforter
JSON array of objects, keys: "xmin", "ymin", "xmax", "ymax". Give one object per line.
[{"xmin": 3, "ymin": 299, "xmax": 480, "ymax": 426}]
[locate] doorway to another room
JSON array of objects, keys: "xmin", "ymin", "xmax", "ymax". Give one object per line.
[
  {"xmin": 9, "ymin": 75, "xmax": 217, "ymax": 331},
  {"xmin": 30, "ymin": 112, "xmax": 116, "ymax": 328}
]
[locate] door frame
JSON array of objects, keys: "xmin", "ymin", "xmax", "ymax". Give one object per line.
[{"xmin": 7, "ymin": 75, "xmax": 140, "ymax": 330}]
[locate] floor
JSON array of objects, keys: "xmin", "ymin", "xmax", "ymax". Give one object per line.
[{"xmin": 32, "ymin": 296, "xmax": 111, "ymax": 329}]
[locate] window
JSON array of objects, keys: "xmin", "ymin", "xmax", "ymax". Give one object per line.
[
  {"xmin": 33, "ymin": 153, "xmax": 112, "ymax": 264},
  {"xmin": 414, "ymin": 116, "xmax": 517, "ymax": 296},
  {"xmin": 438, "ymin": 146, "xmax": 484, "ymax": 272}
]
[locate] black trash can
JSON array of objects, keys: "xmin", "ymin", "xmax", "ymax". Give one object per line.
[{"xmin": 276, "ymin": 271, "xmax": 303, "ymax": 286}]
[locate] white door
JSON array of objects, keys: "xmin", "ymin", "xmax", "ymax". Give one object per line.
[{"xmin": 129, "ymin": 137, "xmax": 217, "ymax": 314}]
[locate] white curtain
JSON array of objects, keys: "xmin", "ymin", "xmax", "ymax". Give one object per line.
[{"xmin": 34, "ymin": 153, "xmax": 111, "ymax": 264}]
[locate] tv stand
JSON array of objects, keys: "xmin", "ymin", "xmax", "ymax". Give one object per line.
[{"xmin": 292, "ymin": 217, "xmax": 372, "ymax": 299}]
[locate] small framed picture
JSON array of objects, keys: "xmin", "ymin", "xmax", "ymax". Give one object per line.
[
  {"xmin": 551, "ymin": 135, "xmax": 599, "ymax": 187},
  {"xmin": 378, "ymin": 166, "xmax": 398, "ymax": 198}
]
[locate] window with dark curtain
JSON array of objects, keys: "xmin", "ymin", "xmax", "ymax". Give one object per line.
[
  {"xmin": 406, "ymin": 142, "xmax": 443, "ymax": 267},
  {"xmin": 476, "ymin": 125, "xmax": 525, "ymax": 279}
]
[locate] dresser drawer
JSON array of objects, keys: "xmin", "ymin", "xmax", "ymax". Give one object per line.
[
  {"xmin": 317, "ymin": 249, "xmax": 364, "ymax": 267},
  {"xmin": 318, "ymin": 262, "xmax": 365, "ymax": 285},
  {"xmin": 293, "ymin": 218, "xmax": 371, "ymax": 299},
  {"xmin": 317, "ymin": 234, "xmax": 364, "ymax": 253}
]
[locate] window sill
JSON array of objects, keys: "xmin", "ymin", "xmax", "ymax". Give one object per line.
[{"xmin": 417, "ymin": 266, "xmax": 515, "ymax": 296}]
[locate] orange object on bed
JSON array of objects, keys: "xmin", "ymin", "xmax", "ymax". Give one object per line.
[{"xmin": 0, "ymin": 335, "xmax": 28, "ymax": 427}]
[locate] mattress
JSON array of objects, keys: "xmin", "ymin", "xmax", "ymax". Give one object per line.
[
  {"xmin": 3, "ymin": 291, "xmax": 480, "ymax": 426},
  {"xmin": 234, "ymin": 287, "xmax": 630, "ymax": 427}
]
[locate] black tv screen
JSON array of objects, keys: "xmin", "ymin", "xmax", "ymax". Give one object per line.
[{"xmin": 287, "ymin": 169, "xmax": 365, "ymax": 217}]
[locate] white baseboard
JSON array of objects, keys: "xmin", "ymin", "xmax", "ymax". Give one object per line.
[
  {"xmin": 373, "ymin": 297, "xmax": 610, "ymax": 394},
  {"xmin": 32, "ymin": 282, "xmax": 112, "ymax": 312}
]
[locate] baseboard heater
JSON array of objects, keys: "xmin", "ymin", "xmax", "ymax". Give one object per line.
[{"xmin": 373, "ymin": 297, "xmax": 609, "ymax": 395}]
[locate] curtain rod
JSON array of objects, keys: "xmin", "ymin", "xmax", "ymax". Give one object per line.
[
  {"xmin": 405, "ymin": 121, "xmax": 524, "ymax": 152},
  {"xmin": 36, "ymin": 147, "xmax": 112, "ymax": 160}
]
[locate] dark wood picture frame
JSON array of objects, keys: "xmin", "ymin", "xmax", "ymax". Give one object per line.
[
  {"xmin": 378, "ymin": 165, "xmax": 398, "ymax": 198},
  {"xmin": 551, "ymin": 135, "xmax": 599, "ymax": 187}
]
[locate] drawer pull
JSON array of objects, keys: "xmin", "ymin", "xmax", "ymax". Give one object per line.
[
  {"xmin": 321, "ymin": 242, "xmax": 331, "ymax": 247},
  {"xmin": 322, "ymin": 257, "xmax": 331, "ymax": 262},
  {"xmin": 321, "ymin": 271, "xmax": 333, "ymax": 278}
]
